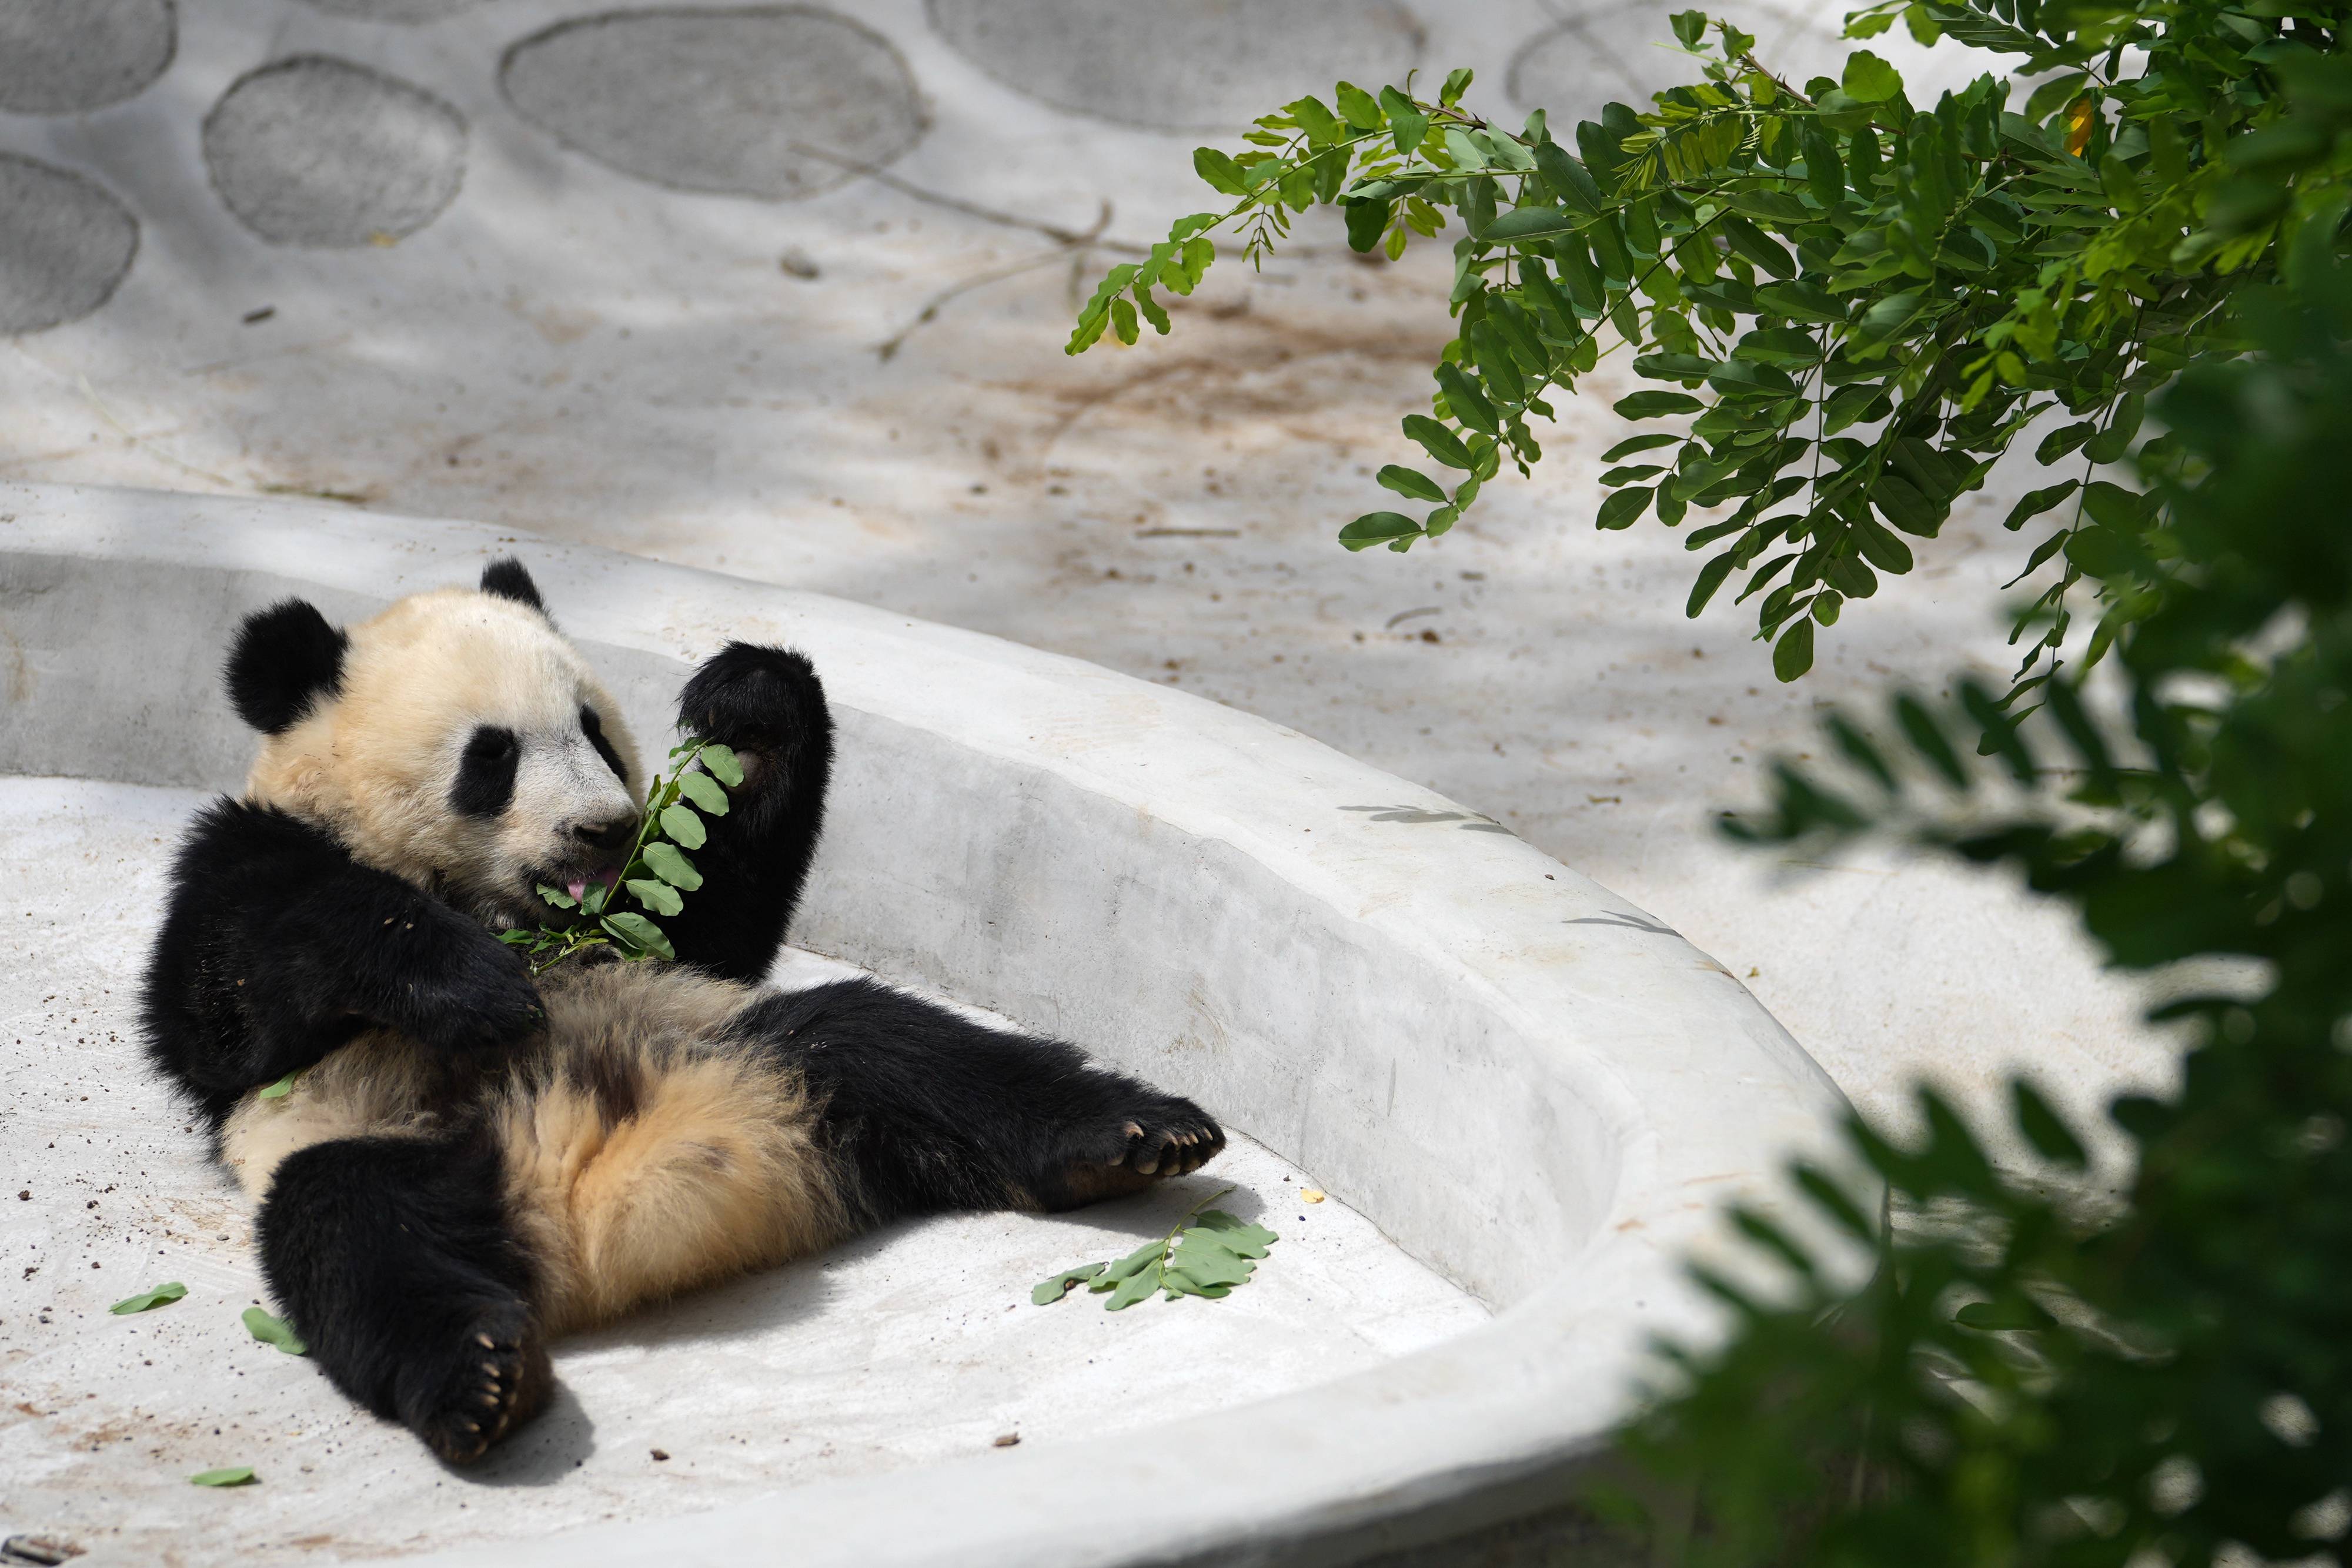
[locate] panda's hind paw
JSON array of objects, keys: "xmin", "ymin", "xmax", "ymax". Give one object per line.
[
  {"xmin": 1038, "ymin": 1096, "xmax": 1227, "ymax": 1210},
  {"xmin": 402, "ymin": 1301, "xmax": 553, "ymax": 1466}
]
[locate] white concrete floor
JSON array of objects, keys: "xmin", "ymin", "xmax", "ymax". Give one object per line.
[
  {"xmin": 0, "ymin": 777, "xmax": 1486, "ymax": 1564},
  {"xmin": 0, "ymin": 0, "xmax": 2174, "ymax": 1185}
]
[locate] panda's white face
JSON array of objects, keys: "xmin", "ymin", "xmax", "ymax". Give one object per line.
[{"xmin": 243, "ymin": 585, "xmax": 644, "ymax": 928}]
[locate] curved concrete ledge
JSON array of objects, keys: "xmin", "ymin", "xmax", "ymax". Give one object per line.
[{"xmin": 0, "ymin": 482, "xmax": 1853, "ymax": 1566}]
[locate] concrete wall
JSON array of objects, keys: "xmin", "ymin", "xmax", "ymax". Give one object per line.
[{"xmin": 0, "ymin": 480, "xmax": 1860, "ymax": 1565}]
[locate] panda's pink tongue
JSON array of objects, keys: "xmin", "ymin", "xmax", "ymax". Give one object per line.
[{"xmin": 567, "ymin": 867, "xmax": 621, "ymax": 902}]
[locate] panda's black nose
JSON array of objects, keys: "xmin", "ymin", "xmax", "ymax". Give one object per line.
[{"xmin": 573, "ymin": 814, "xmax": 636, "ymax": 853}]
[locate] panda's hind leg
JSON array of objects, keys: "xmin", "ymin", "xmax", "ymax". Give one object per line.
[{"xmin": 258, "ymin": 1132, "xmax": 553, "ymax": 1465}]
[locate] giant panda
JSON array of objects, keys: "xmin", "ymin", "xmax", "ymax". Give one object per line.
[{"xmin": 141, "ymin": 559, "xmax": 1225, "ymax": 1464}]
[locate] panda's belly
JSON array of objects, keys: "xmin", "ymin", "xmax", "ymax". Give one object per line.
[
  {"xmin": 220, "ymin": 961, "xmax": 848, "ymax": 1333},
  {"xmin": 218, "ymin": 961, "xmax": 755, "ymax": 1203}
]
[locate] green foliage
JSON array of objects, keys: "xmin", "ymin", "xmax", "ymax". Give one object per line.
[
  {"xmin": 108, "ymin": 1281, "xmax": 186, "ymax": 1315},
  {"xmin": 241, "ymin": 1306, "xmax": 306, "ymax": 1356},
  {"xmin": 1605, "ymin": 263, "xmax": 2352, "ymax": 1565},
  {"xmin": 496, "ymin": 738, "xmax": 741, "ymax": 974},
  {"xmin": 1031, "ymin": 1186, "xmax": 1278, "ymax": 1310},
  {"xmin": 1074, "ymin": 1, "xmax": 2352, "ymax": 689},
  {"xmin": 188, "ymin": 1466, "xmax": 256, "ymax": 1487}
]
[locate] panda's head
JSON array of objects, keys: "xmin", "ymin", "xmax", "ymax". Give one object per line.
[{"xmin": 224, "ymin": 558, "xmax": 643, "ymax": 927}]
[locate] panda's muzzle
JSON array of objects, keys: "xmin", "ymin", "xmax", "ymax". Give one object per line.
[{"xmin": 572, "ymin": 813, "xmax": 636, "ymax": 855}]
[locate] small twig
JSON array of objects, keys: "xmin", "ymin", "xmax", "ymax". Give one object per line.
[{"xmin": 789, "ymin": 142, "xmax": 1148, "ymax": 255}]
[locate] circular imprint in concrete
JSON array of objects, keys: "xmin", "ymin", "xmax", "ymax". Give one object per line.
[
  {"xmin": 1508, "ymin": 4, "xmax": 1847, "ymax": 113},
  {"xmin": 294, "ymin": 0, "xmax": 486, "ymax": 20},
  {"xmin": 499, "ymin": 7, "xmax": 926, "ymax": 202},
  {"xmin": 201, "ymin": 55, "xmax": 466, "ymax": 248},
  {"xmin": 927, "ymin": 0, "xmax": 1421, "ymax": 135},
  {"xmin": 0, "ymin": 154, "xmax": 139, "ymax": 335},
  {"xmin": 0, "ymin": 0, "xmax": 176, "ymax": 115}
]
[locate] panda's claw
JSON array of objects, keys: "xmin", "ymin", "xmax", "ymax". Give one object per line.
[
  {"xmin": 404, "ymin": 1302, "xmax": 553, "ymax": 1467},
  {"xmin": 1037, "ymin": 1095, "xmax": 1227, "ymax": 1209}
]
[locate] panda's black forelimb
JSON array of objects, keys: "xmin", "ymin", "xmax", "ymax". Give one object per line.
[
  {"xmin": 735, "ymin": 978, "xmax": 1227, "ymax": 1222},
  {"xmin": 662, "ymin": 642, "xmax": 835, "ymax": 983},
  {"xmin": 258, "ymin": 1129, "xmax": 552, "ymax": 1466},
  {"xmin": 142, "ymin": 800, "xmax": 543, "ymax": 1125}
]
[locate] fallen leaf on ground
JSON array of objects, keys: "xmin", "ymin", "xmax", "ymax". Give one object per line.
[{"xmin": 109, "ymin": 1281, "xmax": 187, "ymax": 1315}]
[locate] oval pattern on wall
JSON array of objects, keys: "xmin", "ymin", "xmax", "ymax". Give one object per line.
[
  {"xmin": 926, "ymin": 0, "xmax": 1422, "ymax": 136},
  {"xmin": 499, "ymin": 6, "xmax": 927, "ymax": 202},
  {"xmin": 201, "ymin": 55, "xmax": 468, "ymax": 249},
  {"xmin": 0, "ymin": 153, "xmax": 140, "ymax": 335},
  {"xmin": 0, "ymin": 0, "xmax": 176, "ymax": 116}
]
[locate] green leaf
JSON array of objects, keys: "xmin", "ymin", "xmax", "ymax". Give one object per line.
[
  {"xmin": 1284, "ymin": 95, "xmax": 1345, "ymax": 143},
  {"xmin": 1191, "ymin": 1211, "xmax": 1277, "ymax": 1257},
  {"xmin": 676, "ymin": 770, "xmax": 730, "ymax": 817},
  {"xmin": 1688, "ymin": 551, "xmax": 1738, "ymax": 617},
  {"xmin": 1192, "ymin": 148, "xmax": 1249, "ymax": 196},
  {"xmin": 190, "ymin": 1466, "xmax": 257, "ymax": 1487},
  {"xmin": 1603, "ymin": 433, "xmax": 1681, "ymax": 462},
  {"xmin": 1376, "ymin": 464, "xmax": 1450, "ymax": 503},
  {"xmin": 1439, "ymin": 67, "xmax": 1474, "ymax": 107},
  {"xmin": 602, "ymin": 911, "xmax": 676, "ymax": 960},
  {"xmin": 1343, "ymin": 197, "xmax": 1391, "ymax": 253},
  {"xmin": 110, "ymin": 1281, "xmax": 188, "ymax": 1315},
  {"xmin": 1615, "ymin": 391, "xmax": 1705, "ymax": 420},
  {"xmin": 659, "ymin": 803, "xmax": 706, "ymax": 850},
  {"xmin": 1403, "ymin": 414, "xmax": 1478, "ymax": 470},
  {"xmin": 1482, "ymin": 206, "xmax": 1582, "ymax": 246},
  {"xmin": 1772, "ymin": 618, "xmax": 1815, "ymax": 682},
  {"xmin": 1598, "ymin": 488, "xmax": 1655, "ymax": 530},
  {"xmin": 627, "ymin": 878, "xmax": 683, "ymax": 917},
  {"xmin": 1334, "ymin": 81, "xmax": 1384, "ymax": 131},
  {"xmin": 1842, "ymin": 50, "xmax": 1903, "ymax": 103},
  {"xmin": 1379, "ymin": 86, "xmax": 1427, "ymax": 155},
  {"xmin": 2012, "ymin": 1079, "xmax": 2088, "ymax": 1168},
  {"xmin": 697, "ymin": 741, "xmax": 744, "ymax": 788},
  {"xmin": 1166, "ymin": 1233, "xmax": 1256, "ymax": 1291},
  {"xmin": 640, "ymin": 840, "xmax": 702, "ymax": 891},
  {"xmin": 1092, "ymin": 1239, "xmax": 1167, "ymax": 1288},
  {"xmin": 536, "ymin": 882, "xmax": 579, "ymax": 911},
  {"xmin": 1753, "ymin": 280, "xmax": 1846, "ymax": 324},
  {"xmin": 1031, "ymin": 1263, "xmax": 1106, "ymax": 1305},
  {"xmin": 2003, "ymin": 479, "xmax": 2080, "ymax": 531},
  {"xmin": 242, "ymin": 1306, "xmax": 307, "ymax": 1356},
  {"xmin": 1435, "ymin": 364, "xmax": 1501, "ymax": 433},
  {"xmin": 1339, "ymin": 511, "xmax": 1425, "ymax": 550},
  {"xmin": 1669, "ymin": 9, "xmax": 1707, "ymax": 47},
  {"xmin": 1104, "ymin": 1268, "xmax": 1164, "ymax": 1310},
  {"xmin": 256, "ymin": 1070, "xmax": 300, "ymax": 1102}
]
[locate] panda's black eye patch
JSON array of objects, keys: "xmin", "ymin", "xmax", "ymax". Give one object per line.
[
  {"xmin": 452, "ymin": 725, "xmax": 520, "ymax": 818},
  {"xmin": 580, "ymin": 705, "xmax": 626, "ymax": 782}
]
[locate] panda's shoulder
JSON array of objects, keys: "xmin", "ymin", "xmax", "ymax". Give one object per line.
[{"xmin": 176, "ymin": 796, "xmax": 356, "ymax": 877}]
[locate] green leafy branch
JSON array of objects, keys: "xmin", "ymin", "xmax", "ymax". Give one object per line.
[
  {"xmin": 1031, "ymin": 1186, "xmax": 1277, "ymax": 1310},
  {"xmin": 1597, "ymin": 255, "xmax": 2352, "ymax": 1564},
  {"xmin": 497, "ymin": 736, "xmax": 743, "ymax": 975},
  {"xmin": 1072, "ymin": 1, "xmax": 2349, "ymax": 690}
]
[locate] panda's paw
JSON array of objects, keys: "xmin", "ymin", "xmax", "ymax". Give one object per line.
[
  {"xmin": 402, "ymin": 1300, "xmax": 553, "ymax": 1467},
  {"xmin": 1037, "ymin": 1096, "xmax": 1227, "ymax": 1209},
  {"xmin": 679, "ymin": 642, "xmax": 826, "ymax": 768},
  {"xmin": 412, "ymin": 938, "xmax": 544, "ymax": 1055}
]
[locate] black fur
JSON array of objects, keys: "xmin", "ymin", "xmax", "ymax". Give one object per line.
[
  {"xmin": 140, "ymin": 799, "xmax": 540, "ymax": 1128},
  {"xmin": 259, "ymin": 1131, "xmax": 550, "ymax": 1465},
  {"xmin": 477, "ymin": 557, "xmax": 547, "ymax": 615},
  {"xmin": 450, "ymin": 724, "xmax": 519, "ymax": 818},
  {"xmin": 737, "ymin": 979, "xmax": 1225, "ymax": 1221},
  {"xmin": 225, "ymin": 599, "xmax": 348, "ymax": 734},
  {"xmin": 579, "ymin": 704, "xmax": 626, "ymax": 782},
  {"xmin": 661, "ymin": 642, "xmax": 834, "ymax": 984}
]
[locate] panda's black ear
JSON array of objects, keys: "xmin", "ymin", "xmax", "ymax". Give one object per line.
[
  {"xmin": 479, "ymin": 557, "xmax": 548, "ymax": 615},
  {"xmin": 225, "ymin": 599, "xmax": 348, "ymax": 734}
]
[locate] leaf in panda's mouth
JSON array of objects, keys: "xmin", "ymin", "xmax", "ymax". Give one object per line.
[{"xmin": 501, "ymin": 736, "xmax": 736, "ymax": 976}]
